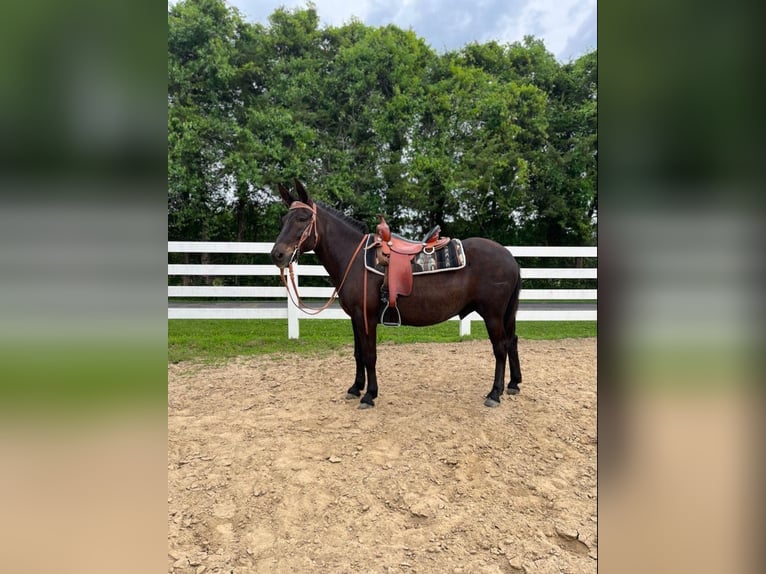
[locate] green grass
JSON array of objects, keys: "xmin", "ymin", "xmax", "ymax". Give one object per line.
[{"xmin": 168, "ymin": 319, "xmax": 596, "ymax": 364}]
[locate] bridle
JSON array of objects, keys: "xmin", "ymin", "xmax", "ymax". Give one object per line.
[
  {"xmin": 279, "ymin": 201, "xmax": 368, "ymax": 317},
  {"xmin": 285, "ymin": 200, "xmax": 318, "ymax": 265}
]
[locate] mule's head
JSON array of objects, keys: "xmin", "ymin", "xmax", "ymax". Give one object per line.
[{"xmin": 270, "ymin": 179, "xmax": 318, "ymax": 268}]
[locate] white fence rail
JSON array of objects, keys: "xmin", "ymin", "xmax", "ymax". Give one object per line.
[{"xmin": 168, "ymin": 242, "xmax": 597, "ymax": 338}]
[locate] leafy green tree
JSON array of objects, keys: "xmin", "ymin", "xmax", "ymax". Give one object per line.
[
  {"xmin": 168, "ymin": 0, "xmax": 245, "ymax": 242},
  {"xmin": 167, "ymin": 1, "xmax": 596, "ymax": 252},
  {"xmin": 401, "ymin": 47, "xmax": 549, "ymax": 244},
  {"xmin": 525, "ymin": 49, "xmax": 597, "ymax": 246}
]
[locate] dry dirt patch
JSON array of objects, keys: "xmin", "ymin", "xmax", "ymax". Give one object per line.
[{"xmin": 169, "ymin": 337, "xmax": 596, "ymax": 573}]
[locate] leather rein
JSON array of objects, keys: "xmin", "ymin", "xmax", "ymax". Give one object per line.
[{"xmin": 279, "ymin": 201, "xmax": 370, "ymax": 325}]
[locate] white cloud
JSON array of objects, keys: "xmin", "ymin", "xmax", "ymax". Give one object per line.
[
  {"xmin": 306, "ymin": 0, "xmax": 376, "ymax": 25},
  {"xmin": 490, "ymin": 0, "xmax": 596, "ymax": 59},
  {"xmin": 224, "ymin": 0, "xmax": 596, "ymax": 61},
  {"xmin": 228, "ymin": 0, "xmax": 386, "ymax": 26}
]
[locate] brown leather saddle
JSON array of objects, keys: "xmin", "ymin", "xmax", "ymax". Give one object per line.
[{"xmin": 372, "ymin": 216, "xmax": 451, "ymax": 326}]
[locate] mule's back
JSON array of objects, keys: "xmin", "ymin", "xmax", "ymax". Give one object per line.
[{"xmin": 387, "ymin": 236, "xmax": 519, "ymax": 327}]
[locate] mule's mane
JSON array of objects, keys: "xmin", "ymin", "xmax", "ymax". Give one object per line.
[{"xmin": 315, "ymin": 201, "xmax": 369, "ymax": 234}]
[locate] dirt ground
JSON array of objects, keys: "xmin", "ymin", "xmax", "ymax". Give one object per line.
[{"xmin": 168, "ymin": 337, "xmax": 597, "ymax": 574}]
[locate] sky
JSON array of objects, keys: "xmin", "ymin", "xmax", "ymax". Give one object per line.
[{"xmin": 224, "ymin": 0, "xmax": 596, "ymax": 62}]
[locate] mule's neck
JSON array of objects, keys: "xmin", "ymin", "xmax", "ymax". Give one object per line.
[{"xmin": 312, "ymin": 206, "xmax": 367, "ymax": 287}]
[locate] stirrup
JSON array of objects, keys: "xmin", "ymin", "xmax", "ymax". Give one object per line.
[{"xmin": 380, "ymin": 302, "xmax": 402, "ymax": 327}]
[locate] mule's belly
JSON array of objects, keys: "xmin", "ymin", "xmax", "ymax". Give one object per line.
[{"xmin": 394, "ymin": 273, "xmax": 473, "ymax": 327}]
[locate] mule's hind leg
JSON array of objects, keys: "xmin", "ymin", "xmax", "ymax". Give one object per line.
[
  {"xmin": 483, "ymin": 317, "xmax": 508, "ymax": 407},
  {"xmin": 507, "ymin": 334, "xmax": 522, "ymax": 395},
  {"xmin": 345, "ymin": 321, "xmax": 366, "ymax": 399},
  {"xmin": 505, "ymin": 280, "xmax": 522, "ymax": 396}
]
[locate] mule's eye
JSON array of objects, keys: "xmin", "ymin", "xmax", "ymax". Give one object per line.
[{"xmin": 296, "ymin": 214, "xmax": 310, "ymax": 223}]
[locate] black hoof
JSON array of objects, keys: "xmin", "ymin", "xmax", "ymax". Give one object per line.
[
  {"xmin": 484, "ymin": 397, "xmax": 501, "ymax": 408},
  {"xmin": 507, "ymin": 387, "xmax": 520, "ymax": 396},
  {"xmin": 358, "ymin": 401, "xmax": 375, "ymax": 410}
]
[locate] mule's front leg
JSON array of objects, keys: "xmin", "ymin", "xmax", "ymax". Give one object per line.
[
  {"xmin": 358, "ymin": 321, "xmax": 378, "ymax": 409},
  {"xmin": 345, "ymin": 321, "xmax": 366, "ymax": 399}
]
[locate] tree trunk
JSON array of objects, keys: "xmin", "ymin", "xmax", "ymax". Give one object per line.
[{"xmin": 236, "ymin": 193, "xmax": 247, "ymax": 242}]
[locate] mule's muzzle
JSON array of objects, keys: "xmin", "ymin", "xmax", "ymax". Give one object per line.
[{"xmin": 270, "ymin": 244, "xmax": 293, "ymax": 268}]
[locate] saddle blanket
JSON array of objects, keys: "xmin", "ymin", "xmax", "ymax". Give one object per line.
[{"xmin": 364, "ymin": 235, "xmax": 467, "ymax": 276}]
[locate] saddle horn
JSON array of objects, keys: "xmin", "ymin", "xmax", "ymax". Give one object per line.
[{"xmin": 376, "ymin": 215, "xmax": 391, "ymax": 243}]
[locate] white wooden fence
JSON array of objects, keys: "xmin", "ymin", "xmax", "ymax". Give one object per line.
[{"xmin": 168, "ymin": 242, "xmax": 596, "ymax": 338}]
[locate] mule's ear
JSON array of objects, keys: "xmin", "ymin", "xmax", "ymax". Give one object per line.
[
  {"xmin": 294, "ymin": 179, "xmax": 310, "ymax": 204},
  {"xmin": 277, "ymin": 183, "xmax": 294, "ymax": 206}
]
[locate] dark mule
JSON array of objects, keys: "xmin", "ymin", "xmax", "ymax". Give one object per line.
[{"xmin": 271, "ymin": 180, "xmax": 522, "ymax": 409}]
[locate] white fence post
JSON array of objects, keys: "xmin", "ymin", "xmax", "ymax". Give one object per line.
[
  {"xmin": 287, "ymin": 263, "xmax": 300, "ymax": 339},
  {"xmin": 459, "ymin": 316, "xmax": 472, "ymax": 336}
]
